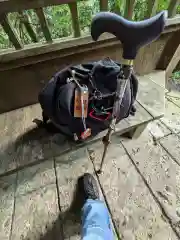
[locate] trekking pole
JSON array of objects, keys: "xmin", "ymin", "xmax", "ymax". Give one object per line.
[{"xmin": 97, "ymin": 64, "xmax": 133, "ymax": 174}]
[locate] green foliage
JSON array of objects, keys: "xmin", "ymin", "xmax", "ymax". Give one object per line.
[
  {"xmin": 133, "ymin": 0, "xmax": 147, "ymax": 20},
  {"xmin": 45, "ymin": 5, "xmax": 72, "ymax": 39},
  {"xmin": 0, "ymin": 0, "xmax": 179, "ymax": 50},
  {"xmin": 172, "ymin": 71, "xmax": 180, "ymax": 81}
]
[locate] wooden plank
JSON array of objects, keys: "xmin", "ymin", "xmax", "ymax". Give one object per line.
[
  {"xmin": 11, "ymin": 184, "xmax": 62, "ymax": 239},
  {"xmin": 161, "ymin": 98, "xmax": 180, "ymax": 133},
  {"xmin": 148, "ymin": 70, "xmax": 167, "ymax": 90},
  {"xmin": 0, "ymin": 174, "xmax": 16, "ymax": 240},
  {"xmin": 15, "ymin": 104, "xmax": 53, "ymax": 169},
  {"xmin": 123, "ymin": 101, "xmax": 153, "ymax": 129},
  {"xmin": 89, "ymin": 138, "xmax": 178, "ymax": 239},
  {"xmin": 0, "ymin": 14, "xmax": 23, "ymax": 49},
  {"xmin": 0, "ymin": 34, "xmax": 117, "ymax": 65},
  {"xmin": 146, "ymin": 0, "xmax": 158, "ymax": 18},
  {"xmin": 168, "ymin": 0, "xmax": 180, "ymax": 17},
  {"xmin": 55, "ymin": 146, "xmax": 95, "ymax": 210},
  {"xmin": 124, "ymin": 0, "xmax": 135, "ymax": 20},
  {"xmin": 16, "ymin": 160, "xmax": 56, "ymax": 195},
  {"xmin": 0, "ymin": 0, "xmax": 80, "ymax": 15},
  {"xmin": 147, "ymin": 119, "xmax": 171, "ymax": 140},
  {"xmin": 160, "ymin": 133, "xmax": 180, "ymax": 166},
  {"xmin": 99, "ymin": 0, "xmax": 108, "ymax": 11},
  {"xmin": 166, "ymin": 91, "xmax": 180, "ymax": 108},
  {"xmin": 55, "ymin": 146, "xmax": 105, "ymax": 239},
  {"xmin": 166, "ymin": 44, "xmax": 180, "ymax": 82},
  {"xmin": 0, "ymin": 108, "xmax": 25, "ymax": 175},
  {"xmin": 35, "ymin": 7, "xmax": 52, "ymax": 42},
  {"xmin": 123, "ymin": 129, "xmax": 180, "ymax": 236},
  {"xmin": 137, "ymin": 71, "xmax": 165, "ymax": 118},
  {"xmin": 18, "ymin": 11, "xmax": 38, "ymax": 43},
  {"xmin": 68, "ymin": 2, "xmax": 80, "ymax": 38}
]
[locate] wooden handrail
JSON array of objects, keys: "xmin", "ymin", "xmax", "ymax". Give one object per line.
[
  {"xmin": 0, "ymin": 0, "xmax": 179, "ymax": 51},
  {"xmin": 0, "ymin": 17, "xmax": 180, "ymax": 66},
  {"xmin": 0, "ymin": 0, "xmax": 78, "ymax": 14},
  {"xmin": 0, "ymin": 0, "xmax": 81, "ymax": 48}
]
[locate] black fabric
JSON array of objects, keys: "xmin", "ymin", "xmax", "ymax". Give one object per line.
[
  {"xmin": 38, "ymin": 58, "xmax": 138, "ymax": 140},
  {"xmin": 91, "ymin": 11, "xmax": 167, "ymax": 59}
]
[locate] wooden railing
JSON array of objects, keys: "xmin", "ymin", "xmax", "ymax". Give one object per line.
[{"xmin": 0, "ymin": 0, "xmax": 179, "ymax": 51}]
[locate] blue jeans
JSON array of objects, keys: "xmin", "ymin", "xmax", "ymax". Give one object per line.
[{"xmin": 82, "ymin": 199, "xmax": 114, "ymax": 240}]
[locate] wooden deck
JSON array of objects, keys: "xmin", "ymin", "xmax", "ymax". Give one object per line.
[
  {"xmin": 0, "ymin": 71, "xmax": 165, "ymax": 176},
  {"xmin": 4, "ymin": 70, "xmax": 180, "ymax": 240}
]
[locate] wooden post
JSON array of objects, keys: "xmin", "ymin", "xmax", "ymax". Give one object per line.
[
  {"xmin": 99, "ymin": 0, "xmax": 108, "ymax": 11},
  {"xmin": 157, "ymin": 29, "xmax": 180, "ymax": 70},
  {"xmin": 168, "ymin": 0, "xmax": 180, "ymax": 17},
  {"xmin": 146, "ymin": 0, "xmax": 158, "ymax": 18},
  {"xmin": 18, "ymin": 11, "xmax": 38, "ymax": 43},
  {"xmin": 1, "ymin": 14, "xmax": 23, "ymax": 49},
  {"xmin": 35, "ymin": 8, "xmax": 52, "ymax": 42},
  {"xmin": 166, "ymin": 44, "xmax": 180, "ymax": 85},
  {"xmin": 124, "ymin": 0, "xmax": 135, "ymax": 20},
  {"xmin": 68, "ymin": 2, "xmax": 81, "ymax": 38}
]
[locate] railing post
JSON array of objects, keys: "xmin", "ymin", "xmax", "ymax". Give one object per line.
[
  {"xmin": 1, "ymin": 14, "xmax": 23, "ymax": 49},
  {"xmin": 100, "ymin": 0, "xmax": 108, "ymax": 11},
  {"xmin": 69, "ymin": 2, "xmax": 81, "ymax": 38},
  {"xmin": 168, "ymin": 0, "xmax": 180, "ymax": 17},
  {"xmin": 157, "ymin": 29, "xmax": 180, "ymax": 71},
  {"xmin": 124, "ymin": 0, "xmax": 135, "ymax": 20},
  {"xmin": 166, "ymin": 44, "xmax": 180, "ymax": 84},
  {"xmin": 35, "ymin": 8, "xmax": 52, "ymax": 43},
  {"xmin": 146, "ymin": 0, "xmax": 158, "ymax": 18},
  {"xmin": 18, "ymin": 11, "xmax": 38, "ymax": 43}
]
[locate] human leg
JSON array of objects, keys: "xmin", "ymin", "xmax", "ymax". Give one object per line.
[{"xmin": 79, "ymin": 173, "xmax": 114, "ymax": 240}]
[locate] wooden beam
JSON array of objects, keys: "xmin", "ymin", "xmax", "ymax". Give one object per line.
[
  {"xmin": 99, "ymin": 0, "xmax": 108, "ymax": 11},
  {"xmin": 35, "ymin": 8, "xmax": 52, "ymax": 43},
  {"xmin": 124, "ymin": 0, "xmax": 135, "ymax": 20},
  {"xmin": 0, "ymin": 18, "xmax": 179, "ymax": 66},
  {"xmin": 68, "ymin": 2, "xmax": 80, "ymax": 38},
  {"xmin": 0, "ymin": 14, "xmax": 23, "ymax": 49},
  {"xmin": 0, "ymin": 0, "xmax": 80, "ymax": 15},
  {"xmin": 166, "ymin": 44, "xmax": 180, "ymax": 81},
  {"xmin": 157, "ymin": 27, "xmax": 180, "ymax": 70},
  {"xmin": 18, "ymin": 11, "xmax": 38, "ymax": 43},
  {"xmin": 168, "ymin": 0, "xmax": 180, "ymax": 18},
  {"xmin": 146, "ymin": 0, "xmax": 158, "ymax": 18}
]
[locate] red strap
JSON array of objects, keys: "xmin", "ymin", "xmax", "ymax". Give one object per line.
[{"xmin": 89, "ymin": 110, "xmax": 111, "ymax": 121}]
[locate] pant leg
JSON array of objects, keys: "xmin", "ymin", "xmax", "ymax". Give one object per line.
[{"xmin": 81, "ymin": 199, "xmax": 114, "ymax": 240}]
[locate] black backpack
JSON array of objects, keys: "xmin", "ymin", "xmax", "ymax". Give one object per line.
[{"xmin": 38, "ymin": 58, "xmax": 138, "ymax": 141}]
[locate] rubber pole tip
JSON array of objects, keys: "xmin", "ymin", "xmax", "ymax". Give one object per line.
[{"xmin": 96, "ymin": 169, "xmax": 102, "ymax": 174}]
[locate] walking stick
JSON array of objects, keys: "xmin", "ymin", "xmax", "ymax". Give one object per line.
[
  {"xmin": 90, "ymin": 11, "xmax": 167, "ymax": 173},
  {"xmin": 97, "ymin": 63, "xmax": 133, "ymax": 174}
]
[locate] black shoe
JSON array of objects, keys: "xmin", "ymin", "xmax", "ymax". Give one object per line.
[{"xmin": 78, "ymin": 173, "xmax": 99, "ymax": 200}]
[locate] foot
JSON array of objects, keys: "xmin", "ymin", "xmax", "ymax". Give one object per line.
[{"xmin": 78, "ymin": 173, "xmax": 99, "ymax": 200}]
